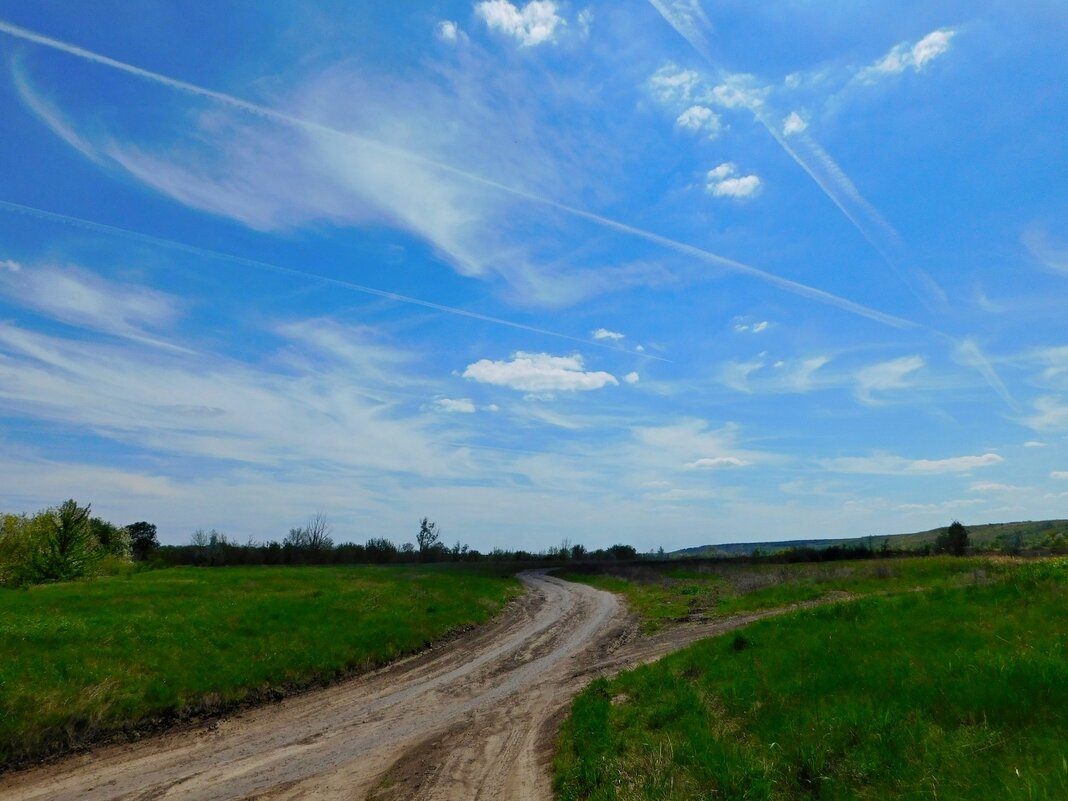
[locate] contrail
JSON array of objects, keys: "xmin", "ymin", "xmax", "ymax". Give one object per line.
[
  {"xmin": 0, "ymin": 17, "xmax": 916, "ymax": 330},
  {"xmin": 645, "ymin": 2, "xmax": 928, "ymax": 296},
  {"xmin": 0, "ymin": 200, "xmax": 667, "ymax": 360}
]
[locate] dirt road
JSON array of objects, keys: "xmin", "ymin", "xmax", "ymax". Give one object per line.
[{"xmin": 0, "ymin": 570, "xmax": 788, "ymax": 801}]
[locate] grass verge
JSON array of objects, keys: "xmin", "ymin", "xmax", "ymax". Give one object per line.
[
  {"xmin": 0, "ymin": 564, "xmax": 520, "ymax": 768},
  {"xmin": 561, "ymin": 556, "xmax": 1008, "ymax": 632},
  {"xmin": 555, "ymin": 558, "xmax": 1067, "ymax": 801}
]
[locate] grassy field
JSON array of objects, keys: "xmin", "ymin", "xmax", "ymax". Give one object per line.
[
  {"xmin": 561, "ymin": 556, "xmax": 1002, "ymax": 632},
  {"xmin": 555, "ymin": 558, "xmax": 1068, "ymax": 800},
  {"xmin": 0, "ymin": 564, "xmax": 520, "ymax": 768}
]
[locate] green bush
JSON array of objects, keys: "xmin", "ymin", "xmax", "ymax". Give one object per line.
[{"xmin": 0, "ymin": 500, "xmax": 129, "ymax": 587}]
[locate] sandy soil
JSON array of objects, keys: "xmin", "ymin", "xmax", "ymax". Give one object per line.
[{"xmin": 0, "ymin": 570, "xmax": 794, "ymax": 801}]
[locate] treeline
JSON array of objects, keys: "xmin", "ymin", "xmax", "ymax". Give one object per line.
[{"xmin": 158, "ymin": 525, "xmax": 641, "ymax": 567}]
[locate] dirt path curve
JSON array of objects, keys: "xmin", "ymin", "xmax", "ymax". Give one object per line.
[{"xmin": 0, "ymin": 570, "xmax": 793, "ymax": 801}]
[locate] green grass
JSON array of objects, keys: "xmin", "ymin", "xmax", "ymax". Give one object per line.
[
  {"xmin": 555, "ymin": 558, "xmax": 1068, "ymax": 801},
  {"xmin": 0, "ymin": 564, "xmax": 520, "ymax": 767},
  {"xmin": 562, "ymin": 557, "xmax": 1008, "ymax": 632}
]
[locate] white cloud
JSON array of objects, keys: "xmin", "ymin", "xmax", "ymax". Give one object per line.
[
  {"xmin": 1022, "ymin": 225, "xmax": 1068, "ymax": 277},
  {"xmin": 591, "ymin": 327, "xmax": 624, "ymax": 341},
  {"xmin": 0, "ymin": 262, "xmax": 180, "ymax": 347},
  {"xmin": 706, "ymin": 162, "xmax": 761, "ymax": 199},
  {"xmin": 623, "ymin": 371, "xmax": 640, "ymax": 384},
  {"xmin": 1051, "ymin": 471, "xmax": 1068, "ymax": 480},
  {"xmin": 708, "ymin": 79, "xmax": 766, "ymax": 111},
  {"xmin": 434, "ymin": 397, "xmax": 476, "ymax": 413},
  {"xmin": 969, "ymin": 481, "xmax": 1021, "ymax": 493},
  {"xmin": 734, "ymin": 320, "xmax": 769, "ymax": 334},
  {"xmin": 855, "ymin": 355, "xmax": 924, "ymax": 403},
  {"xmin": 720, "ymin": 356, "xmax": 765, "ymax": 392},
  {"xmin": 1024, "ymin": 440, "xmax": 1047, "ymax": 448},
  {"xmin": 910, "ymin": 453, "xmax": 1003, "ymax": 472},
  {"xmin": 435, "ymin": 20, "xmax": 466, "ymax": 43},
  {"xmin": 782, "ymin": 111, "xmax": 807, "ymax": 136},
  {"xmin": 858, "ymin": 28, "xmax": 957, "ymax": 83},
  {"xmin": 822, "ymin": 452, "xmax": 1003, "ymax": 475},
  {"xmin": 648, "ymin": 64, "xmax": 703, "ymax": 106},
  {"xmin": 0, "ymin": 259, "xmax": 21, "ymax": 273},
  {"xmin": 462, "ymin": 352, "xmax": 617, "ymax": 392},
  {"xmin": 576, "ymin": 8, "xmax": 593, "ymax": 37},
  {"xmin": 475, "ymin": 0, "xmax": 564, "ymax": 46},
  {"xmin": 686, "ymin": 456, "xmax": 750, "ymax": 469},
  {"xmin": 675, "ymin": 105, "xmax": 721, "ymax": 139},
  {"xmin": 1023, "ymin": 396, "xmax": 1068, "ymax": 431}
]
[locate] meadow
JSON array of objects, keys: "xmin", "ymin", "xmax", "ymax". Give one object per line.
[
  {"xmin": 555, "ymin": 558, "xmax": 1068, "ymax": 800},
  {"xmin": 0, "ymin": 564, "xmax": 520, "ymax": 768},
  {"xmin": 561, "ymin": 555, "xmax": 1003, "ymax": 632}
]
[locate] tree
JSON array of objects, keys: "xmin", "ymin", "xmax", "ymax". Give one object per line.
[
  {"xmin": 284, "ymin": 514, "xmax": 334, "ymax": 552},
  {"xmin": 30, "ymin": 499, "xmax": 99, "ymax": 581},
  {"xmin": 127, "ymin": 522, "xmax": 159, "ymax": 561},
  {"xmin": 417, "ymin": 518, "xmax": 440, "ymax": 560},
  {"xmin": 936, "ymin": 520, "xmax": 970, "ymax": 556}
]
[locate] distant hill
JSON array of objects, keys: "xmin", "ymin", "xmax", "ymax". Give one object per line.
[{"xmin": 671, "ymin": 519, "xmax": 1068, "ymax": 557}]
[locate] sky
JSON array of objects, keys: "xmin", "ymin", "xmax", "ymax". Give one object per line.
[{"xmin": 0, "ymin": 1, "xmax": 1067, "ymax": 551}]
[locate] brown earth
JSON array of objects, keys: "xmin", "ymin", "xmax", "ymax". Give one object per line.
[{"xmin": 0, "ymin": 570, "xmax": 797, "ymax": 801}]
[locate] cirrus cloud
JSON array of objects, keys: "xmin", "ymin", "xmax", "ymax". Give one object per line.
[
  {"xmin": 822, "ymin": 452, "xmax": 1003, "ymax": 475},
  {"xmin": 686, "ymin": 456, "xmax": 750, "ymax": 469}
]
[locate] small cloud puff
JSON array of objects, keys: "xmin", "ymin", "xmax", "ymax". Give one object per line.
[
  {"xmin": 1051, "ymin": 471, "xmax": 1068, "ymax": 480},
  {"xmin": 623, "ymin": 372, "xmax": 640, "ymax": 384},
  {"xmin": 591, "ymin": 327, "xmax": 624, "ymax": 341},
  {"xmin": 858, "ymin": 28, "xmax": 957, "ymax": 83},
  {"xmin": 435, "ymin": 20, "xmax": 467, "ymax": 43},
  {"xmin": 686, "ymin": 456, "xmax": 750, "ymax": 469},
  {"xmin": 782, "ymin": 111, "xmax": 807, "ymax": 136},
  {"xmin": 1024, "ymin": 440, "xmax": 1046, "ymax": 448},
  {"xmin": 475, "ymin": 0, "xmax": 564, "ymax": 47},
  {"xmin": 675, "ymin": 105, "xmax": 722, "ymax": 139},
  {"xmin": 0, "ymin": 259, "xmax": 21, "ymax": 273},
  {"xmin": 434, "ymin": 397, "xmax": 476, "ymax": 413},
  {"xmin": 706, "ymin": 162, "xmax": 761, "ymax": 199},
  {"xmin": 735, "ymin": 320, "xmax": 770, "ymax": 334},
  {"xmin": 463, "ymin": 351, "xmax": 617, "ymax": 392}
]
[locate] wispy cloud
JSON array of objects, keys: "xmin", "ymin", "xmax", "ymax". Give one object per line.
[
  {"xmin": 4, "ymin": 21, "xmax": 919, "ymax": 329},
  {"xmin": 434, "ymin": 397, "xmax": 477, "ymax": 413},
  {"xmin": 855, "ymin": 355, "xmax": 924, "ymax": 404},
  {"xmin": 823, "ymin": 452, "xmax": 1003, "ymax": 475},
  {"xmin": 462, "ymin": 352, "xmax": 618, "ymax": 392},
  {"xmin": 856, "ymin": 28, "xmax": 958, "ymax": 84},
  {"xmin": 1022, "ymin": 396, "xmax": 1068, "ymax": 431},
  {"xmin": 1022, "ymin": 225, "xmax": 1068, "ymax": 276},
  {"xmin": 591, "ymin": 327, "xmax": 624, "ymax": 341},
  {"xmin": 0, "ymin": 261, "xmax": 183, "ymax": 350},
  {"xmin": 686, "ymin": 456, "xmax": 749, "ymax": 469}
]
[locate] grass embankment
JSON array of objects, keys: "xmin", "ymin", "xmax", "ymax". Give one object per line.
[
  {"xmin": 0, "ymin": 564, "xmax": 520, "ymax": 768},
  {"xmin": 556, "ymin": 558, "xmax": 1068, "ymax": 800},
  {"xmin": 562, "ymin": 557, "xmax": 1001, "ymax": 632}
]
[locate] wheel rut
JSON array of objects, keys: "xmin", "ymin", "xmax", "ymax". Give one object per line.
[{"xmin": 0, "ymin": 570, "xmax": 809, "ymax": 800}]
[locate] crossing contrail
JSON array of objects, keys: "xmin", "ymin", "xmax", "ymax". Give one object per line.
[{"xmin": 0, "ymin": 17, "xmax": 918, "ymax": 330}]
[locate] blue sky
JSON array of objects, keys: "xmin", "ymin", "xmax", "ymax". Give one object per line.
[{"xmin": 1, "ymin": 1, "xmax": 1067, "ymax": 550}]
